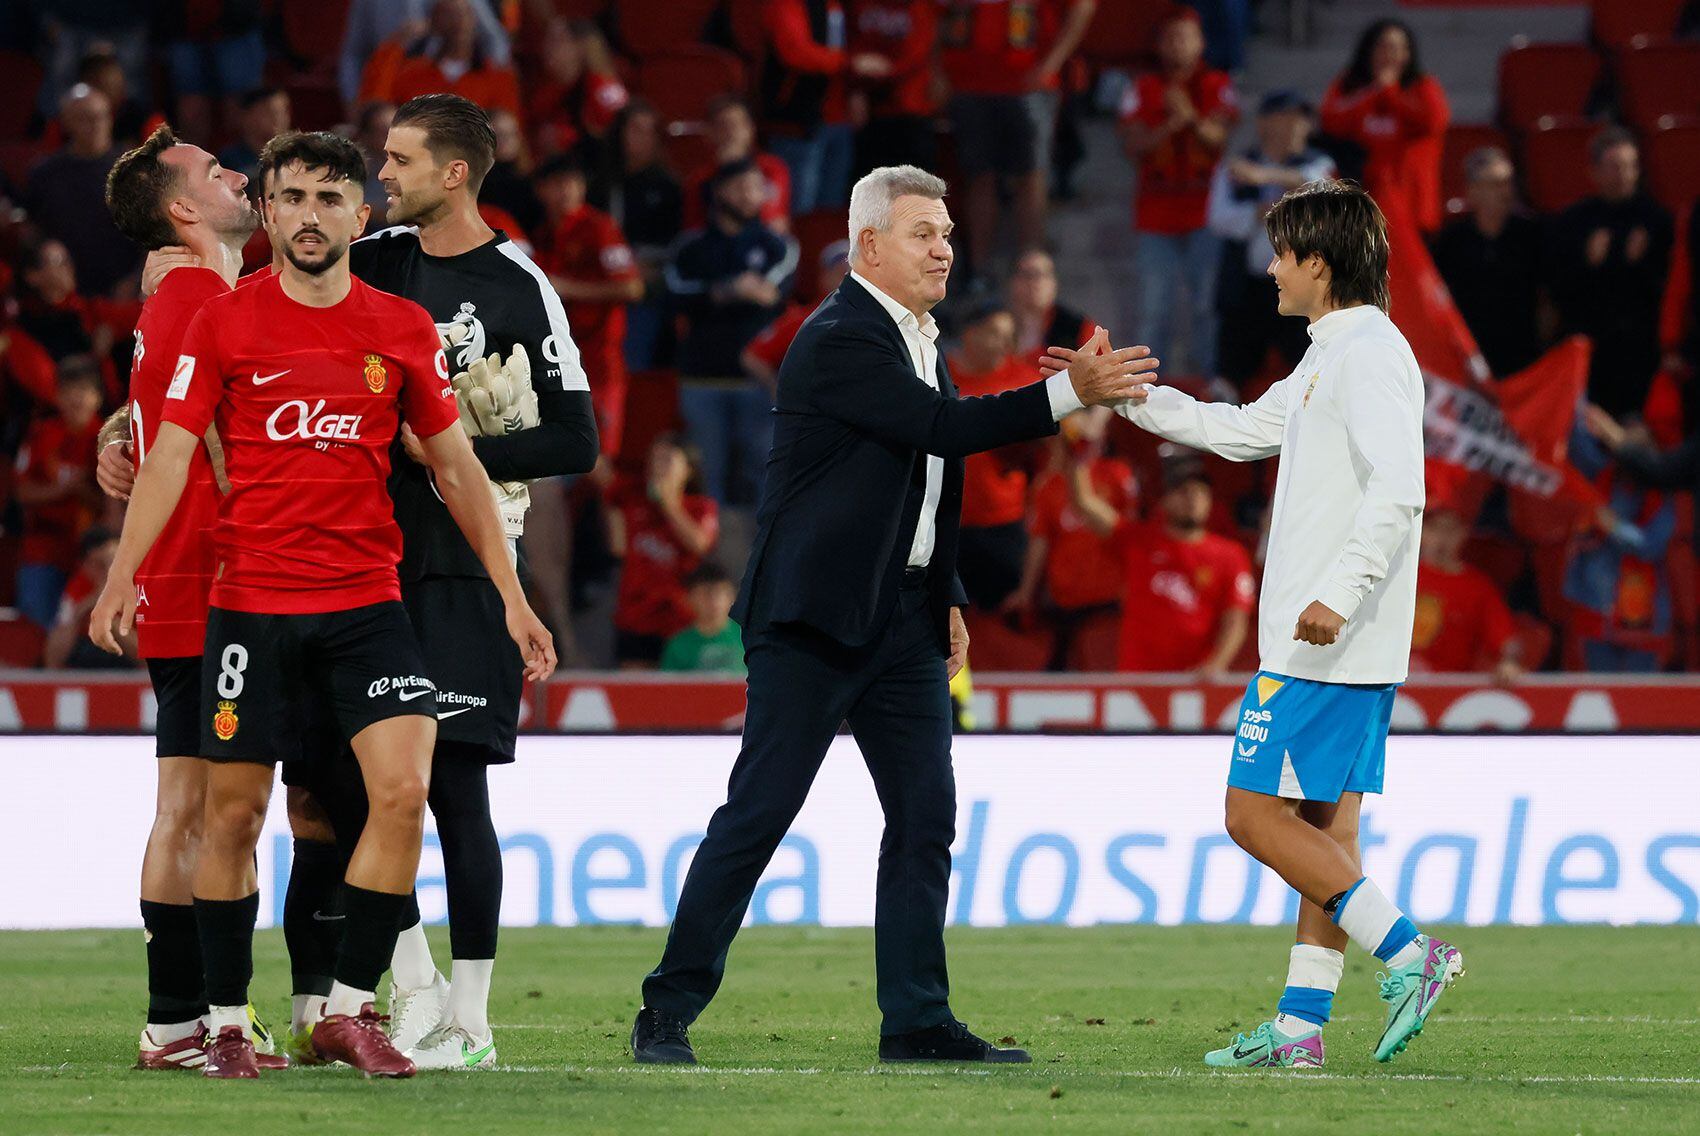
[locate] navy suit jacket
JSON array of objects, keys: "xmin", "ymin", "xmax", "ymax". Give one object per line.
[{"xmin": 733, "ymin": 275, "xmax": 1063, "ymax": 652}]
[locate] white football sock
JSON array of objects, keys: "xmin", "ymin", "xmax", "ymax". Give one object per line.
[
  {"xmin": 1386, "ymin": 937, "xmax": 1426, "ymax": 969},
  {"xmin": 1274, "ymin": 943, "xmax": 1345, "ymax": 1033},
  {"xmin": 206, "ymin": 1004, "xmax": 248, "ymax": 1034},
  {"xmin": 145, "ymin": 1019, "xmax": 201, "ymax": 1045},
  {"xmin": 327, "ymin": 981, "xmax": 375, "ymax": 1018},
  {"xmin": 291, "ymin": 994, "xmax": 327, "ymax": 1033},
  {"xmin": 1334, "ymin": 878, "xmax": 1403, "ymax": 956},
  {"xmin": 448, "ymin": 958, "xmax": 494, "ymax": 1037},
  {"xmin": 390, "ymin": 920, "xmax": 436, "ymax": 989}
]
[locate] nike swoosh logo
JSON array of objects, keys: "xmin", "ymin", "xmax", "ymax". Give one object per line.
[
  {"xmin": 251, "ymin": 369, "xmax": 290, "ymax": 385},
  {"xmin": 396, "ymin": 688, "xmax": 434, "ymax": 701},
  {"xmin": 310, "ymin": 911, "xmax": 345, "ymax": 922},
  {"xmin": 463, "ymin": 1040, "xmax": 494, "ymax": 1066},
  {"xmin": 1231, "ymin": 1044, "xmax": 1265, "ymax": 1060},
  {"xmin": 437, "ymin": 707, "xmax": 473, "ymax": 719}
]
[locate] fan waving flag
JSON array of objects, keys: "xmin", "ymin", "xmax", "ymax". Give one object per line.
[{"xmin": 1382, "ymin": 195, "xmax": 1594, "ymax": 502}]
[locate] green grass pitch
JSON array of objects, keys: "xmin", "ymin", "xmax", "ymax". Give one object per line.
[{"xmin": 2, "ymin": 925, "xmax": 1696, "ymax": 1135}]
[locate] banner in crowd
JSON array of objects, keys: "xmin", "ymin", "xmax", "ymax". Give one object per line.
[
  {"xmin": 1384, "ymin": 198, "xmax": 1592, "ymax": 500},
  {"xmin": 5, "ymin": 672, "xmax": 1700, "ymax": 732},
  {"xmin": 5, "ymin": 735, "xmax": 1695, "ymax": 929}
]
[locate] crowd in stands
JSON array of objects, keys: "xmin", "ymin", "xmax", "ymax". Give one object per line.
[{"xmin": 1, "ymin": 0, "xmax": 1699, "ymax": 679}]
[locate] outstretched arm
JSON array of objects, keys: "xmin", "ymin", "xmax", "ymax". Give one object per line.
[{"xmin": 88, "ymin": 423, "xmax": 198, "ymax": 653}]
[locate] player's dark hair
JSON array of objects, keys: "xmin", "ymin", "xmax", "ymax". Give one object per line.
[
  {"xmin": 1265, "ymin": 178, "xmax": 1391, "ymax": 313},
  {"xmin": 392, "ymin": 93, "xmax": 496, "ymax": 193},
  {"xmin": 56, "ymin": 352, "xmax": 104, "ymax": 393},
  {"xmin": 105, "ymin": 123, "xmax": 184, "ymax": 250},
  {"xmin": 263, "ymin": 129, "xmax": 367, "ymax": 190}
]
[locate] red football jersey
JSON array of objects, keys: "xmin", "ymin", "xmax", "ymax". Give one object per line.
[
  {"xmin": 536, "ymin": 203, "xmax": 638, "ymax": 454},
  {"xmin": 129, "ymin": 267, "xmax": 229, "ymax": 657},
  {"xmin": 1028, "ymin": 458, "xmax": 1137, "ymax": 610},
  {"xmin": 1115, "ymin": 523, "xmax": 1255, "ymax": 672},
  {"xmin": 745, "ymin": 304, "xmax": 810, "ymax": 375},
  {"xmin": 952, "ymin": 353, "xmax": 1035, "ymax": 529},
  {"xmin": 1411, "ymin": 561, "xmax": 1514, "ymax": 672},
  {"xmin": 162, "ymin": 274, "xmax": 459, "ymax": 615},
  {"xmin": 609, "ymin": 475, "xmax": 719, "ymax": 638},
  {"xmin": 1120, "ymin": 67, "xmax": 1238, "ymax": 234},
  {"xmin": 15, "ymin": 415, "xmax": 101, "ymax": 571}
]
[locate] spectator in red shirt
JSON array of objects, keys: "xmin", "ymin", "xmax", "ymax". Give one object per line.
[
  {"xmin": 1110, "ymin": 447, "xmax": 1253, "ymax": 678},
  {"xmin": 528, "ymin": 18, "xmax": 629, "ymax": 167},
  {"xmin": 683, "ymin": 96, "xmax": 794, "ymax": 234},
  {"xmin": 1007, "ymin": 248, "xmax": 1094, "ymax": 368},
  {"xmin": 1120, "ymin": 6, "xmax": 1237, "ymax": 380},
  {"xmin": 1410, "ymin": 505, "xmax": 1521, "ymax": 681},
  {"xmin": 742, "ymin": 239, "xmax": 851, "ymax": 392},
  {"xmin": 11, "ymin": 235, "xmax": 138, "ymax": 403},
  {"xmin": 952, "ymin": 298, "xmax": 1040, "ymax": 609},
  {"xmin": 43, "ymin": 525, "xmax": 134, "ymax": 669},
  {"xmin": 608, "ymin": 435, "xmax": 721, "ymax": 667},
  {"xmin": 13, "ymin": 355, "xmax": 106, "ymax": 627},
  {"xmin": 941, "ymin": 0, "xmax": 1096, "ymax": 282},
  {"xmin": 360, "ymin": 0, "xmax": 523, "ymax": 124},
  {"xmin": 848, "ymin": 0, "xmax": 939, "ymax": 175},
  {"xmin": 1008, "ymin": 419, "xmax": 1137, "ymax": 666},
  {"xmin": 1319, "ymin": 18, "xmax": 1449, "ymax": 234},
  {"xmin": 762, "ymin": 0, "xmax": 894, "ymax": 212},
  {"xmin": 533, "ymin": 153, "xmax": 644, "ymax": 458}
]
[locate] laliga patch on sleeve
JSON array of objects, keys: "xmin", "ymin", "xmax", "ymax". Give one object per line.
[{"xmin": 167, "ymin": 356, "xmax": 195, "ymax": 400}]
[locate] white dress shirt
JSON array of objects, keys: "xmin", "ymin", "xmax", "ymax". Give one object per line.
[
  {"xmin": 849, "ymin": 271, "xmax": 1085, "ymax": 570},
  {"xmin": 1119, "ymin": 304, "xmax": 1425, "ymax": 683}
]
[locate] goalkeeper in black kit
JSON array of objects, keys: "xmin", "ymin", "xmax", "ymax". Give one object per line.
[{"xmin": 124, "ymin": 98, "xmax": 598, "ymax": 1069}]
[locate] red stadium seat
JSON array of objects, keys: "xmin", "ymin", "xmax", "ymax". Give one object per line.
[
  {"xmin": 1591, "ymin": 0, "xmax": 1686, "ymax": 49},
  {"xmin": 1441, "ymin": 123, "xmax": 1511, "ymax": 213},
  {"xmin": 0, "ymin": 140, "xmax": 44, "ymax": 192},
  {"xmin": 1080, "ymin": 0, "xmax": 1173, "ymax": 68},
  {"xmin": 661, "ymin": 124, "xmax": 715, "ymax": 185},
  {"xmin": 1520, "ymin": 116, "xmax": 1598, "ymax": 213},
  {"xmin": 1510, "ymin": 613, "xmax": 1555, "ymax": 672},
  {"xmin": 1644, "ymin": 119, "xmax": 1700, "ymax": 213},
  {"xmin": 0, "ymin": 50, "xmax": 43, "ymax": 141},
  {"xmin": 1497, "ymin": 41, "xmax": 1600, "ymax": 133},
  {"xmin": 0, "ymin": 618, "xmax": 44, "ymax": 668},
  {"xmin": 727, "ymin": 0, "xmax": 769, "ymax": 64},
  {"xmin": 1064, "ymin": 609, "xmax": 1123, "ymax": 672},
  {"xmin": 616, "ymin": 0, "xmax": 721, "ymax": 59},
  {"xmin": 790, "ymin": 209, "xmax": 848, "ymax": 293},
  {"xmin": 282, "ymin": 74, "xmax": 344, "ymax": 132},
  {"xmin": 636, "ymin": 46, "xmax": 748, "ymax": 127},
  {"xmin": 619, "ymin": 369, "xmax": 681, "ymax": 473},
  {"xmin": 552, "ymin": 0, "xmax": 610, "ymax": 18},
  {"xmin": 962, "ymin": 611, "xmax": 1054, "ymax": 672},
  {"xmin": 1614, "ymin": 40, "xmax": 1700, "ymax": 132},
  {"xmin": 281, "ymin": 0, "xmax": 352, "ymax": 67}
]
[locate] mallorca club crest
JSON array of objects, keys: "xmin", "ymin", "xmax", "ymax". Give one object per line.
[
  {"xmin": 212, "ymin": 700, "xmax": 239, "ymax": 742},
  {"xmin": 1302, "ymin": 372, "xmax": 1320, "ymax": 407},
  {"xmin": 364, "ymin": 353, "xmax": 388, "ymax": 393}
]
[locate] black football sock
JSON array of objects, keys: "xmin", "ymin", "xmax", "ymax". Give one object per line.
[
  {"xmin": 283, "ymin": 838, "xmax": 343, "ymax": 997},
  {"xmin": 431, "ymin": 758, "xmax": 502, "ymax": 961},
  {"xmin": 335, "ymin": 885, "xmax": 411, "ymax": 997},
  {"xmin": 141, "ymin": 899, "xmax": 207, "ymax": 1025},
  {"xmin": 193, "ymin": 891, "xmax": 260, "ymax": 1010}
]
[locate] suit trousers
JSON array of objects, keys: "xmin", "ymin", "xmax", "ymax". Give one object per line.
[{"xmin": 642, "ymin": 578, "xmax": 957, "ymax": 1034}]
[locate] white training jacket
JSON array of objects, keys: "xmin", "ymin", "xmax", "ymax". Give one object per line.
[{"xmin": 1120, "ymin": 304, "xmax": 1425, "ymax": 684}]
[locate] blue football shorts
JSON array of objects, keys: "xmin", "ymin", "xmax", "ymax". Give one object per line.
[{"xmin": 1227, "ymin": 671, "xmax": 1398, "ymax": 802}]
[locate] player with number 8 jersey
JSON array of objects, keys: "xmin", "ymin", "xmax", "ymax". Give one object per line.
[{"xmin": 91, "ymin": 131, "xmax": 556, "ymax": 1080}]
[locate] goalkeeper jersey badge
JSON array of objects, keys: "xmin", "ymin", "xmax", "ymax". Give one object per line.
[
  {"xmin": 212, "ymin": 700, "xmax": 239, "ymax": 742},
  {"xmin": 364, "ymin": 354, "xmax": 388, "ymax": 393}
]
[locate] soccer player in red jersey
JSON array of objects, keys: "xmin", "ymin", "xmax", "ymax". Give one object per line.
[
  {"xmin": 90, "ymin": 132, "xmax": 555, "ymax": 1080},
  {"xmin": 103, "ymin": 125, "xmax": 287, "ymax": 1071}
]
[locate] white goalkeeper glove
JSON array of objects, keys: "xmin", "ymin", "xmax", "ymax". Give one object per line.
[{"xmin": 445, "ymin": 342, "xmax": 541, "ymax": 539}]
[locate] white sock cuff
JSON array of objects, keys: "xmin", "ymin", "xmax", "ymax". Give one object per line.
[
  {"xmin": 206, "ymin": 1004, "xmax": 248, "ymax": 1033},
  {"xmin": 1287, "ymin": 943, "xmax": 1345, "ymax": 992},
  {"xmin": 390, "ymin": 920, "xmax": 436, "ymax": 989},
  {"xmin": 1335, "ymin": 877, "xmax": 1403, "ymax": 957}
]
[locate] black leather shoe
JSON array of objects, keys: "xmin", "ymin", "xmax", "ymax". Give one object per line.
[
  {"xmin": 878, "ymin": 1019, "xmax": 1031, "ymax": 1064},
  {"xmin": 631, "ymin": 1007, "xmax": 697, "ymax": 1065}
]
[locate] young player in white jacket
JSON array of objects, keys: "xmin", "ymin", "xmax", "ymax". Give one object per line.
[{"xmin": 1045, "ymin": 179, "xmax": 1462, "ymax": 1068}]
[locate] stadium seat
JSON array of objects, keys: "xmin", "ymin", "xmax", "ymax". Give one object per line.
[
  {"xmin": 1497, "ymin": 41, "xmax": 1601, "ymax": 133},
  {"xmin": 1064, "ymin": 609, "xmax": 1122, "ymax": 673},
  {"xmin": 0, "ymin": 50, "xmax": 43, "ymax": 141},
  {"xmin": 636, "ymin": 46, "xmax": 747, "ymax": 128},
  {"xmin": 282, "ymin": 74, "xmax": 344, "ymax": 133},
  {"xmin": 552, "ymin": 0, "xmax": 610, "ymax": 18},
  {"xmin": 1079, "ymin": 0, "xmax": 1169, "ymax": 68},
  {"xmin": 791, "ymin": 209, "xmax": 848, "ymax": 291},
  {"xmin": 1591, "ymin": 0, "xmax": 1686, "ymax": 49},
  {"xmin": 727, "ymin": 0, "xmax": 768, "ymax": 64},
  {"xmin": 615, "ymin": 0, "xmax": 721, "ymax": 59},
  {"xmin": 1441, "ymin": 123, "xmax": 1511, "ymax": 213},
  {"xmin": 1520, "ymin": 117, "xmax": 1598, "ymax": 213},
  {"xmin": 0, "ymin": 618, "xmax": 44, "ymax": 668},
  {"xmin": 1644, "ymin": 119, "xmax": 1700, "ymax": 214},
  {"xmin": 1614, "ymin": 40, "xmax": 1700, "ymax": 132},
  {"xmin": 661, "ymin": 124, "xmax": 714, "ymax": 186},
  {"xmin": 961, "ymin": 610, "xmax": 1054, "ymax": 672},
  {"xmin": 620, "ymin": 369, "xmax": 681, "ymax": 473},
  {"xmin": 281, "ymin": 0, "xmax": 352, "ymax": 66},
  {"xmin": 1510, "ymin": 613, "xmax": 1555, "ymax": 671},
  {"xmin": 0, "ymin": 141, "xmax": 43, "ymax": 192}
]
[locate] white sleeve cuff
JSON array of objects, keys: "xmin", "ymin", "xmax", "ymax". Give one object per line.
[
  {"xmin": 1045, "ymin": 371, "xmax": 1085, "ymax": 421},
  {"xmin": 1315, "ymin": 579, "xmax": 1364, "ymax": 623}
]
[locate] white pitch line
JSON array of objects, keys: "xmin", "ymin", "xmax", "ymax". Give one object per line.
[{"xmin": 479, "ymin": 1065, "xmax": 1700, "ymax": 1086}]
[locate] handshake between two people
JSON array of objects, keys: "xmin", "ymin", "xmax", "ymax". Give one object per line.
[{"xmin": 1045, "ymin": 326, "xmax": 1160, "ymax": 409}]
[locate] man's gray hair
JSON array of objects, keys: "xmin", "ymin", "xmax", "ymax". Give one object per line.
[{"xmin": 847, "ymin": 165, "xmax": 947, "ymax": 263}]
